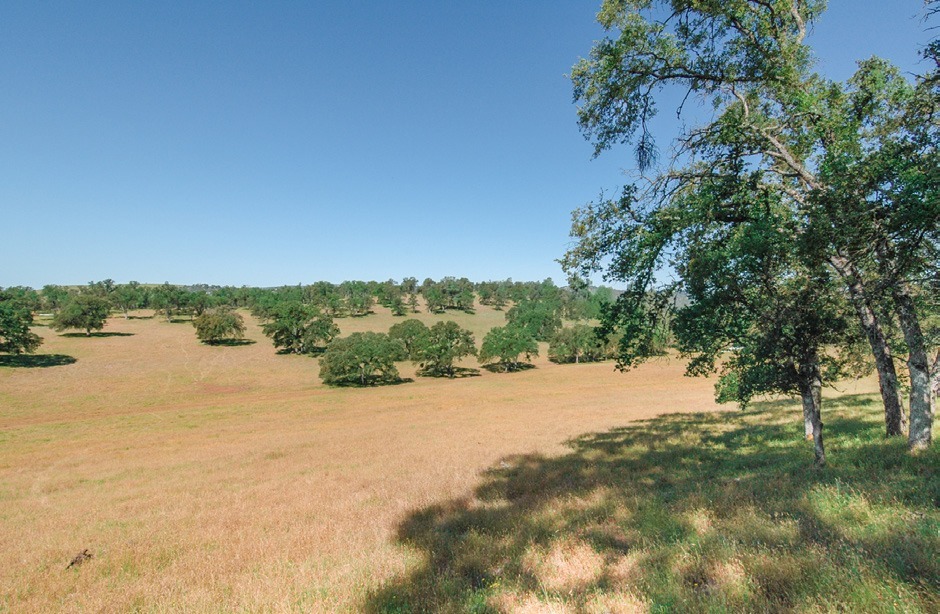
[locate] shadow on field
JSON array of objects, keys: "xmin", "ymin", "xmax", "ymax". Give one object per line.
[
  {"xmin": 481, "ymin": 362, "xmax": 536, "ymax": 374},
  {"xmin": 61, "ymin": 332, "xmax": 134, "ymax": 338},
  {"xmin": 0, "ymin": 354, "xmax": 77, "ymax": 368},
  {"xmin": 365, "ymin": 394, "xmax": 939, "ymax": 613},
  {"xmin": 202, "ymin": 339, "xmax": 256, "ymax": 347},
  {"xmin": 418, "ymin": 367, "xmax": 481, "ymax": 379},
  {"xmin": 327, "ymin": 377, "xmax": 415, "ymax": 388},
  {"xmin": 275, "ymin": 347, "xmax": 326, "ymax": 356}
]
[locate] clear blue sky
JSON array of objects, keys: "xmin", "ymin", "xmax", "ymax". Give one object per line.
[{"xmin": 1, "ymin": 1, "xmax": 933, "ymax": 288}]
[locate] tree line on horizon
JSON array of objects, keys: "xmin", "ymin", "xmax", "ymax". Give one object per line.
[{"xmin": 0, "ymin": 277, "xmax": 621, "ymax": 370}]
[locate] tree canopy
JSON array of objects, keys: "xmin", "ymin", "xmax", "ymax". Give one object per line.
[
  {"xmin": 52, "ymin": 294, "xmax": 111, "ymax": 336},
  {"xmin": 548, "ymin": 324, "xmax": 608, "ymax": 364},
  {"xmin": 478, "ymin": 326, "xmax": 539, "ymax": 372},
  {"xmin": 261, "ymin": 302, "xmax": 339, "ymax": 354},
  {"xmin": 318, "ymin": 332, "xmax": 407, "ymax": 386},
  {"xmin": 564, "ymin": 0, "xmax": 938, "ymax": 457},
  {"xmin": 193, "ymin": 308, "xmax": 246, "ymax": 345},
  {"xmin": 388, "ymin": 319, "xmax": 431, "ymax": 361},
  {"xmin": 0, "ymin": 290, "xmax": 42, "ymax": 354},
  {"xmin": 416, "ymin": 321, "xmax": 477, "ymax": 378}
]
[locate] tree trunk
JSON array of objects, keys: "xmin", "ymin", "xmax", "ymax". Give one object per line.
[
  {"xmin": 893, "ymin": 285, "xmax": 933, "ymax": 450},
  {"xmin": 798, "ymin": 363, "xmax": 825, "ymax": 467},
  {"xmin": 931, "ymin": 352, "xmax": 939, "ymax": 436},
  {"xmin": 830, "ymin": 255, "xmax": 905, "ymax": 436},
  {"xmin": 803, "ymin": 405, "xmax": 814, "ymax": 440}
]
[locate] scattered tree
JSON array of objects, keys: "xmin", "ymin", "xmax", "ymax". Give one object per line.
[
  {"xmin": 548, "ymin": 325, "xmax": 606, "ymax": 364},
  {"xmin": 388, "ymin": 319, "xmax": 431, "ymax": 360},
  {"xmin": 505, "ymin": 300, "xmax": 562, "ymax": 342},
  {"xmin": 478, "ymin": 326, "xmax": 539, "ymax": 372},
  {"xmin": 41, "ymin": 285, "xmax": 70, "ymax": 314},
  {"xmin": 0, "ymin": 290, "xmax": 42, "ymax": 354},
  {"xmin": 319, "ymin": 332, "xmax": 407, "ymax": 386},
  {"xmin": 262, "ymin": 302, "xmax": 338, "ymax": 354},
  {"xmin": 111, "ymin": 282, "xmax": 143, "ymax": 318},
  {"xmin": 417, "ymin": 321, "xmax": 477, "ymax": 377},
  {"xmin": 52, "ymin": 294, "xmax": 111, "ymax": 336},
  {"xmin": 193, "ymin": 308, "xmax": 246, "ymax": 344}
]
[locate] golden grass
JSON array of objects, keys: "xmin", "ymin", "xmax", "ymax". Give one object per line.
[{"xmin": 0, "ymin": 304, "xmax": 736, "ymax": 612}]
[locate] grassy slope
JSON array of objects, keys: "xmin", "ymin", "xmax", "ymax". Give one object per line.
[
  {"xmin": 0, "ymin": 306, "xmax": 719, "ymax": 611},
  {"xmin": 0, "ymin": 306, "xmax": 936, "ymax": 612},
  {"xmin": 369, "ymin": 395, "xmax": 939, "ymax": 613}
]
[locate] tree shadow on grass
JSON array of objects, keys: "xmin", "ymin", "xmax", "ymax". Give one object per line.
[
  {"xmin": 481, "ymin": 362, "xmax": 536, "ymax": 374},
  {"xmin": 0, "ymin": 354, "xmax": 78, "ymax": 368},
  {"xmin": 60, "ymin": 332, "xmax": 134, "ymax": 338},
  {"xmin": 326, "ymin": 377, "xmax": 415, "ymax": 388},
  {"xmin": 201, "ymin": 339, "xmax": 256, "ymax": 347},
  {"xmin": 418, "ymin": 367, "xmax": 482, "ymax": 379},
  {"xmin": 364, "ymin": 395, "xmax": 939, "ymax": 613},
  {"xmin": 274, "ymin": 347, "xmax": 327, "ymax": 356}
]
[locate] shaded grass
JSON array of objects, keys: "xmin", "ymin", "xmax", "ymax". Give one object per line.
[
  {"xmin": 0, "ymin": 354, "xmax": 77, "ymax": 368},
  {"xmin": 481, "ymin": 362, "xmax": 536, "ymax": 374},
  {"xmin": 201, "ymin": 338, "xmax": 256, "ymax": 347},
  {"xmin": 417, "ymin": 367, "xmax": 482, "ymax": 379},
  {"xmin": 366, "ymin": 394, "xmax": 939, "ymax": 613},
  {"xmin": 60, "ymin": 332, "xmax": 134, "ymax": 338},
  {"xmin": 325, "ymin": 377, "xmax": 415, "ymax": 388}
]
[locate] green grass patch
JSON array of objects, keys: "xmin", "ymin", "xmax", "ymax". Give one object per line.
[{"xmin": 365, "ymin": 393, "xmax": 939, "ymax": 613}]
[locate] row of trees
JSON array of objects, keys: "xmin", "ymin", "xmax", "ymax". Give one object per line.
[
  {"xmin": 317, "ymin": 320, "xmax": 535, "ymax": 385},
  {"xmin": 564, "ymin": 0, "xmax": 938, "ymax": 461},
  {"xmin": 316, "ymin": 305, "xmax": 620, "ymax": 385},
  {"xmin": 3, "ymin": 277, "xmax": 617, "ymax": 339}
]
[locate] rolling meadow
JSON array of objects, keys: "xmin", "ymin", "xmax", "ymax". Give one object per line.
[{"xmin": 1, "ymin": 302, "xmax": 936, "ymax": 612}]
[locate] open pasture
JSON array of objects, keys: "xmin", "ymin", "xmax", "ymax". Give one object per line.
[
  {"xmin": 2, "ymin": 305, "xmax": 933, "ymax": 613},
  {"xmin": 1, "ymin": 305, "xmax": 723, "ymax": 611}
]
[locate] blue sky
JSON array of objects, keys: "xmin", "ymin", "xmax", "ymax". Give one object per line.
[{"xmin": 1, "ymin": 1, "xmax": 934, "ymax": 288}]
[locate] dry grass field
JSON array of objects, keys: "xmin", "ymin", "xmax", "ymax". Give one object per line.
[{"xmin": 1, "ymin": 304, "xmax": 732, "ymax": 612}]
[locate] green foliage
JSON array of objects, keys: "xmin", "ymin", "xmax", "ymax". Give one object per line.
[
  {"xmin": 339, "ymin": 280, "xmax": 373, "ymax": 316},
  {"xmin": 193, "ymin": 308, "xmax": 246, "ymax": 344},
  {"xmin": 149, "ymin": 282, "xmax": 188, "ymax": 322},
  {"xmin": 421, "ymin": 277, "xmax": 475, "ymax": 313},
  {"xmin": 52, "ymin": 294, "xmax": 111, "ymax": 336},
  {"xmin": 417, "ymin": 321, "xmax": 476, "ymax": 378},
  {"xmin": 565, "ymin": 0, "xmax": 938, "ymax": 449},
  {"xmin": 111, "ymin": 282, "xmax": 143, "ymax": 317},
  {"xmin": 388, "ymin": 319, "xmax": 431, "ymax": 361},
  {"xmin": 188, "ymin": 292, "xmax": 217, "ymax": 318},
  {"xmin": 41, "ymin": 284, "xmax": 70, "ymax": 313},
  {"xmin": 262, "ymin": 302, "xmax": 338, "ymax": 354},
  {"xmin": 478, "ymin": 326, "xmax": 538, "ymax": 372},
  {"xmin": 475, "ymin": 280, "xmax": 511, "ymax": 310},
  {"xmin": 505, "ymin": 300, "xmax": 562, "ymax": 342},
  {"xmin": 86, "ymin": 279, "xmax": 115, "ymax": 298},
  {"xmin": 318, "ymin": 332, "xmax": 407, "ymax": 386},
  {"xmin": 0, "ymin": 290, "xmax": 42, "ymax": 354},
  {"xmin": 548, "ymin": 324, "xmax": 606, "ymax": 364}
]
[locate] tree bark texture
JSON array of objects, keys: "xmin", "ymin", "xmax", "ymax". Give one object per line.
[
  {"xmin": 830, "ymin": 256, "xmax": 905, "ymax": 436},
  {"xmin": 799, "ymin": 362, "xmax": 826, "ymax": 467},
  {"xmin": 893, "ymin": 285, "xmax": 933, "ymax": 450}
]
